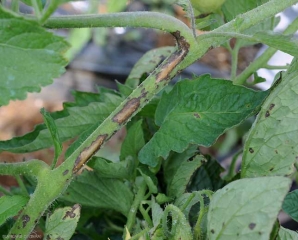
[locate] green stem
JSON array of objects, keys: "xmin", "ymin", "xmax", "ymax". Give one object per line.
[
  {"xmin": 130, "ymin": 227, "xmax": 150, "ymax": 240},
  {"xmin": 31, "ymin": 0, "xmax": 41, "ymax": 19},
  {"xmin": 125, "ymin": 180, "xmax": 148, "ymax": 235},
  {"xmin": 233, "ymin": 16, "xmax": 298, "ymax": 85},
  {"xmin": 15, "ymin": 175, "xmax": 29, "ymax": 196},
  {"xmin": 139, "ymin": 203, "xmax": 153, "ymax": 228},
  {"xmin": 40, "ymin": 0, "xmax": 59, "ymax": 24},
  {"xmin": 43, "ymin": 12, "xmax": 195, "ymax": 44},
  {"xmin": 230, "ymin": 42, "xmax": 240, "ymax": 79},
  {"xmin": 223, "ymin": 150, "xmax": 242, "ymax": 181},
  {"xmin": 263, "ymin": 64, "xmax": 289, "ymax": 70},
  {"xmin": 0, "ymin": 185, "xmax": 12, "ymax": 196},
  {"xmin": 193, "ymin": 193, "xmax": 205, "ymax": 240},
  {"xmin": 7, "ymin": 166, "xmax": 71, "ymax": 238},
  {"xmin": 11, "ymin": 0, "xmax": 19, "ymax": 12}
]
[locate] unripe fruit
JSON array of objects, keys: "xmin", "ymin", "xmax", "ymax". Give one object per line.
[{"xmin": 190, "ymin": 0, "xmax": 226, "ymax": 13}]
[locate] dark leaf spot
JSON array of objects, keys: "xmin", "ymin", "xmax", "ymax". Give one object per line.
[
  {"xmin": 63, "ymin": 170, "xmax": 69, "ymax": 176},
  {"xmin": 211, "ymin": 229, "xmax": 215, "ymax": 234},
  {"xmin": 275, "ymin": 150, "xmax": 278, "ymax": 154},
  {"xmin": 63, "ymin": 204, "xmax": 80, "ymax": 220},
  {"xmin": 265, "ymin": 111, "xmax": 270, "ymax": 118},
  {"xmin": 249, "ymin": 223, "xmax": 256, "ymax": 230},
  {"xmin": 269, "ymin": 167, "xmax": 274, "ymax": 171},
  {"xmin": 249, "ymin": 148, "xmax": 254, "ymax": 153},
  {"xmin": 22, "ymin": 214, "xmax": 30, "ymax": 228},
  {"xmin": 269, "ymin": 103, "xmax": 275, "ymax": 110},
  {"xmin": 194, "ymin": 113, "xmax": 201, "ymax": 118}
]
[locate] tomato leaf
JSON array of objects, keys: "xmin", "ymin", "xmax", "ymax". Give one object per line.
[
  {"xmin": 44, "ymin": 204, "xmax": 81, "ymax": 240},
  {"xmin": 241, "ymin": 58, "xmax": 298, "ymax": 177},
  {"xmin": 139, "ymin": 75, "xmax": 269, "ymax": 167},
  {"xmin": 0, "ymin": 7, "xmax": 69, "ymax": 105},
  {"xmin": 0, "ymin": 195, "xmax": 29, "ymax": 226},
  {"xmin": 282, "ymin": 190, "xmax": 298, "ymax": 222},
  {"xmin": 207, "ymin": 177, "xmax": 291, "ymax": 240}
]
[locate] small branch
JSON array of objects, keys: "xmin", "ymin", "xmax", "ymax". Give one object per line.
[
  {"xmin": 0, "ymin": 185, "xmax": 12, "ymax": 196},
  {"xmin": 15, "ymin": 175, "xmax": 29, "ymax": 196},
  {"xmin": 263, "ymin": 64, "xmax": 289, "ymax": 70},
  {"xmin": 230, "ymin": 42, "xmax": 240, "ymax": 79},
  {"xmin": 31, "ymin": 0, "xmax": 41, "ymax": 19},
  {"xmin": 0, "ymin": 160, "xmax": 49, "ymax": 178},
  {"xmin": 125, "ymin": 180, "xmax": 148, "ymax": 234},
  {"xmin": 233, "ymin": 16, "xmax": 298, "ymax": 85}
]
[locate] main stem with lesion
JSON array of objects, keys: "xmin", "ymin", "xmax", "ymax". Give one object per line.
[{"xmin": 4, "ymin": 0, "xmax": 298, "ymax": 237}]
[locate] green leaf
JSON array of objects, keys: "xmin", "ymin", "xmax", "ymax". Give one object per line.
[
  {"xmin": 163, "ymin": 146, "xmax": 198, "ymax": 189},
  {"xmin": 252, "ymin": 31, "xmax": 298, "ymax": 56},
  {"xmin": 207, "ymin": 177, "xmax": 291, "ymax": 240},
  {"xmin": 282, "ymin": 190, "xmax": 298, "ymax": 222},
  {"xmin": 0, "ymin": 7, "xmax": 69, "ymax": 106},
  {"xmin": 44, "ymin": 204, "xmax": 81, "ymax": 240},
  {"xmin": 60, "ymin": 170, "xmax": 133, "ymax": 216},
  {"xmin": 65, "ymin": 28, "xmax": 92, "ymax": 60},
  {"xmin": 0, "ymin": 195, "xmax": 29, "ymax": 226},
  {"xmin": 0, "ymin": 91, "xmax": 122, "ymax": 153},
  {"xmin": 222, "ymin": 0, "xmax": 269, "ymax": 22},
  {"xmin": 120, "ymin": 120, "xmax": 145, "ymax": 161},
  {"xmin": 188, "ymin": 155, "xmax": 226, "ymax": 191},
  {"xmin": 125, "ymin": 47, "xmax": 174, "ymax": 90},
  {"xmin": 40, "ymin": 108, "xmax": 62, "ymax": 167},
  {"xmin": 167, "ymin": 155, "xmax": 206, "ymax": 198},
  {"xmin": 277, "ymin": 227, "xmax": 298, "ymax": 240},
  {"xmin": 241, "ymin": 59, "xmax": 298, "ymax": 177},
  {"xmin": 88, "ymin": 157, "xmax": 130, "ymax": 179},
  {"xmin": 139, "ymin": 75, "xmax": 269, "ymax": 167}
]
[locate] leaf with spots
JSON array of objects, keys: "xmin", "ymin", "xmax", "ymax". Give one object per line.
[
  {"xmin": 0, "ymin": 195, "xmax": 29, "ymax": 226},
  {"xmin": 60, "ymin": 170, "xmax": 133, "ymax": 216},
  {"xmin": 139, "ymin": 75, "xmax": 269, "ymax": 167},
  {"xmin": 44, "ymin": 204, "xmax": 81, "ymax": 240},
  {"xmin": 241, "ymin": 58, "xmax": 298, "ymax": 177},
  {"xmin": 282, "ymin": 190, "xmax": 298, "ymax": 222},
  {"xmin": 0, "ymin": 7, "xmax": 69, "ymax": 106},
  {"xmin": 207, "ymin": 177, "xmax": 291, "ymax": 240}
]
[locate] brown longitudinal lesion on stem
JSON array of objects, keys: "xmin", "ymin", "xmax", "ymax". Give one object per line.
[
  {"xmin": 73, "ymin": 134, "xmax": 108, "ymax": 173},
  {"xmin": 156, "ymin": 31, "xmax": 190, "ymax": 83},
  {"xmin": 72, "ymin": 31, "xmax": 190, "ymax": 174}
]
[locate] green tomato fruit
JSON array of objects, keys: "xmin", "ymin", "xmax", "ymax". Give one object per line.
[{"xmin": 190, "ymin": 0, "xmax": 226, "ymax": 13}]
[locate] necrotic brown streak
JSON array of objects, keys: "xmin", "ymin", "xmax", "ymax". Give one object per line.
[
  {"xmin": 73, "ymin": 134, "xmax": 108, "ymax": 173},
  {"xmin": 112, "ymin": 98, "xmax": 140, "ymax": 124}
]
